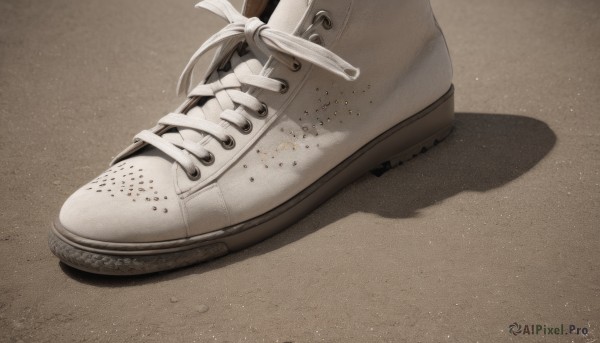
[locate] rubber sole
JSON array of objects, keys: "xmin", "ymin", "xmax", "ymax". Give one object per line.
[{"xmin": 49, "ymin": 86, "xmax": 455, "ymax": 275}]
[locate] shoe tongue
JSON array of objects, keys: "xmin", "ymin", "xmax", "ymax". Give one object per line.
[{"xmin": 267, "ymin": 0, "xmax": 310, "ymax": 33}]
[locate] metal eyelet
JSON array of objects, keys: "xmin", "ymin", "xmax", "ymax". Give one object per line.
[
  {"xmin": 240, "ymin": 120, "xmax": 253, "ymax": 134},
  {"xmin": 309, "ymin": 34, "xmax": 323, "ymax": 45},
  {"xmin": 291, "ymin": 59, "xmax": 302, "ymax": 72},
  {"xmin": 257, "ymin": 103, "xmax": 268, "ymax": 117},
  {"xmin": 221, "ymin": 135, "xmax": 236, "ymax": 150},
  {"xmin": 277, "ymin": 79, "xmax": 289, "ymax": 94},
  {"xmin": 200, "ymin": 152, "xmax": 215, "ymax": 166},
  {"xmin": 186, "ymin": 165, "xmax": 201, "ymax": 181},
  {"xmin": 313, "ymin": 10, "xmax": 333, "ymax": 30}
]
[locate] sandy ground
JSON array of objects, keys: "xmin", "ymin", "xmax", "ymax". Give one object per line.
[{"xmin": 1, "ymin": 0, "xmax": 599, "ymax": 342}]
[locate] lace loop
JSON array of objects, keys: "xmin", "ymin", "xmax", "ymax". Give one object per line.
[{"xmin": 178, "ymin": 0, "xmax": 359, "ymax": 95}]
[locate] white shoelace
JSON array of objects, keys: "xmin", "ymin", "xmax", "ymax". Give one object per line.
[{"xmin": 134, "ymin": 0, "xmax": 359, "ymax": 178}]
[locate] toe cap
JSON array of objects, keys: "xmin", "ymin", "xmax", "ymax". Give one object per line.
[{"xmin": 59, "ymin": 154, "xmax": 187, "ymax": 243}]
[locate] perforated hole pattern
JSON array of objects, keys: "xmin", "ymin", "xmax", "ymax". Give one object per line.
[
  {"xmin": 244, "ymin": 83, "xmax": 373, "ymax": 183},
  {"xmin": 85, "ymin": 161, "xmax": 169, "ymax": 214}
]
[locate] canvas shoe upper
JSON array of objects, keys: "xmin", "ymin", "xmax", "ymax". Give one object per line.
[{"xmin": 51, "ymin": 0, "xmax": 453, "ymax": 274}]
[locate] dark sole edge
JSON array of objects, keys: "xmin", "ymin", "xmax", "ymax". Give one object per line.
[{"xmin": 49, "ymin": 86, "xmax": 455, "ymax": 275}]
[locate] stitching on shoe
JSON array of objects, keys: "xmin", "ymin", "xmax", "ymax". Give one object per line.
[{"xmin": 184, "ymin": 182, "xmax": 231, "ymax": 234}]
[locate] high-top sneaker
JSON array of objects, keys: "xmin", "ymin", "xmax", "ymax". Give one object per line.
[{"xmin": 49, "ymin": 0, "xmax": 454, "ymax": 275}]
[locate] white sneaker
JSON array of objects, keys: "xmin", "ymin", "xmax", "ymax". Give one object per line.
[{"xmin": 49, "ymin": 0, "xmax": 454, "ymax": 275}]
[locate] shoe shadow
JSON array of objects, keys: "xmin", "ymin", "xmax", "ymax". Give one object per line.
[{"xmin": 60, "ymin": 112, "xmax": 557, "ymax": 286}]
